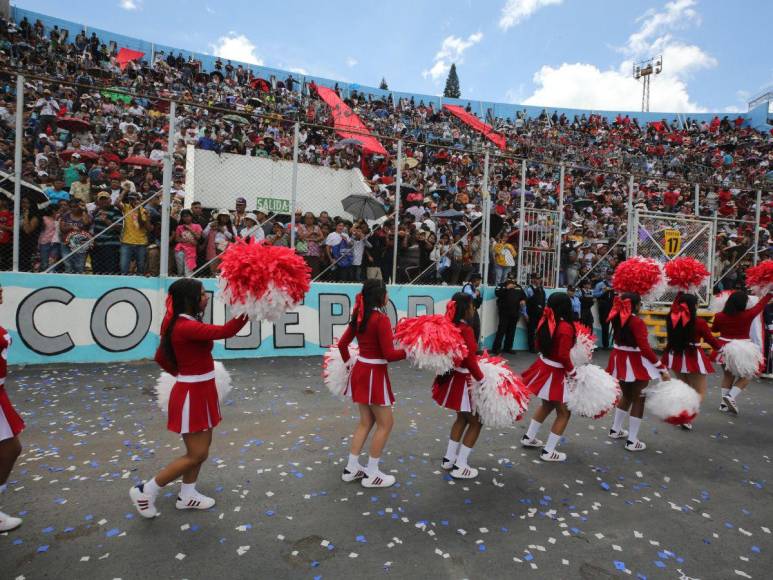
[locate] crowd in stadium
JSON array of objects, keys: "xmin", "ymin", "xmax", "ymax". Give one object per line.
[{"xmin": 0, "ymin": 15, "xmax": 770, "ymax": 294}]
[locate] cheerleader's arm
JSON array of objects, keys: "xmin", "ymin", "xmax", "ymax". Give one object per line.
[
  {"xmin": 632, "ymin": 317, "xmax": 665, "ymax": 368},
  {"xmin": 338, "ymin": 324, "xmax": 355, "ymax": 363},
  {"xmin": 376, "ymin": 316, "xmax": 406, "ymax": 362},
  {"xmin": 696, "ymin": 318, "xmax": 722, "ymax": 354},
  {"xmin": 554, "ymin": 324, "xmax": 576, "ymax": 375},
  {"xmin": 460, "ymin": 325, "xmax": 484, "ymax": 381},
  {"xmin": 179, "ymin": 315, "xmax": 249, "ymax": 342}
]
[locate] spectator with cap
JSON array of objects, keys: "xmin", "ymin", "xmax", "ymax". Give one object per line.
[
  {"xmin": 33, "ymin": 87, "xmax": 59, "ymax": 134},
  {"xmin": 238, "ymin": 213, "xmax": 263, "ymax": 244},
  {"xmin": 116, "ymin": 190, "xmax": 150, "ymax": 275},
  {"xmin": 232, "ymin": 197, "xmax": 249, "ymax": 232},
  {"xmin": 90, "ymin": 191, "xmax": 122, "ymax": 274}
]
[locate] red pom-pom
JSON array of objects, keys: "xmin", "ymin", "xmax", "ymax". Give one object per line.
[
  {"xmin": 745, "ymin": 260, "xmax": 773, "ymax": 295},
  {"xmin": 217, "ymin": 240, "xmax": 311, "ymax": 322},
  {"xmin": 664, "ymin": 257, "xmax": 710, "ymax": 291},
  {"xmin": 394, "ymin": 315, "xmax": 468, "ymax": 375},
  {"xmin": 612, "ymin": 257, "xmax": 666, "ymax": 300}
]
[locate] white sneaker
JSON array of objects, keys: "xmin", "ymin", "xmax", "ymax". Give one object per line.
[
  {"xmin": 540, "ymin": 449, "xmax": 567, "ymax": 462},
  {"xmin": 176, "ymin": 491, "xmax": 215, "ymax": 510},
  {"xmin": 680, "ymin": 423, "xmax": 693, "ymax": 431},
  {"xmin": 521, "ymin": 435, "xmax": 544, "ymax": 448},
  {"xmin": 722, "ymin": 395, "xmax": 739, "ymax": 415},
  {"xmin": 361, "ymin": 471, "xmax": 396, "ymax": 488},
  {"xmin": 341, "ymin": 466, "xmax": 367, "ymax": 482},
  {"xmin": 625, "ymin": 440, "xmax": 647, "ymax": 452},
  {"xmin": 0, "ymin": 509, "xmax": 22, "ymax": 532},
  {"xmin": 441, "ymin": 457, "xmax": 456, "ymax": 470},
  {"xmin": 450, "ymin": 464, "xmax": 478, "ymax": 479},
  {"xmin": 719, "ymin": 403, "xmax": 729, "ymax": 412},
  {"xmin": 608, "ymin": 428, "xmax": 629, "ymax": 440},
  {"xmin": 130, "ymin": 484, "xmax": 158, "ymax": 518}
]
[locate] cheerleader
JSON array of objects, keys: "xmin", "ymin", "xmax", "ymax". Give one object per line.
[
  {"xmin": 606, "ymin": 293, "xmax": 671, "ymax": 451},
  {"xmin": 711, "ymin": 291, "xmax": 772, "ymax": 414},
  {"xmin": 662, "ymin": 293, "xmax": 721, "ymax": 430},
  {"xmin": 338, "ymin": 279, "xmax": 406, "ymax": 488},
  {"xmin": 520, "ymin": 292, "xmax": 576, "ymax": 462},
  {"xmin": 432, "ymin": 293, "xmax": 485, "ymax": 479},
  {"xmin": 130, "ymin": 278, "xmax": 248, "ymax": 518},
  {"xmin": 0, "ymin": 285, "xmax": 24, "ymax": 532}
]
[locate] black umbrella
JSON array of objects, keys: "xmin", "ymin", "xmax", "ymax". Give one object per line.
[
  {"xmin": 573, "ymin": 199, "xmax": 594, "ymax": 209},
  {"xmin": 433, "ymin": 209, "xmax": 465, "ymax": 219},
  {"xmin": 386, "ymin": 183, "xmax": 418, "ymax": 194},
  {"xmin": 0, "ymin": 171, "xmax": 49, "ymax": 206},
  {"xmin": 342, "ymin": 194, "xmax": 387, "ymax": 220}
]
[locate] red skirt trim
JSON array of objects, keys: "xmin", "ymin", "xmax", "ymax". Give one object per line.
[
  {"xmin": 522, "ymin": 358, "xmax": 568, "ymax": 403},
  {"xmin": 432, "ymin": 371, "xmax": 472, "ymax": 412},
  {"xmin": 606, "ymin": 348, "xmax": 661, "ymax": 382},
  {"xmin": 661, "ymin": 347, "xmax": 714, "ymax": 374},
  {"xmin": 167, "ymin": 379, "xmax": 222, "ymax": 434},
  {"xmin": 345, "ymin": 360, "xmax": 394, "ymax": 406},
  {"xmin": 0, "ymin": 387, "xmax": 25, "ymax": 441}
]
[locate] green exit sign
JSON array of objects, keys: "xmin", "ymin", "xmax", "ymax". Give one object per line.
[{"xmin": 255, "ymin": 197, "xmax": 290, "ymax": 214}]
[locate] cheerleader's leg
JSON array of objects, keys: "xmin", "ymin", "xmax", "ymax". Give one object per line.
[
  {"xmin": 443, "ymin": 413, "xmax": 468, "ymax": 469},
  {"xmin": 361, "ymin": 405, "xmax": 396, "ymax": 489},
  {"xmin": 541, "ymin": 403, "xmax": 570, "ymax": 462},
  {"xmin": 350, "ymin": 404, "xmax": 376, "ymax": 456},
  {"xmin": 0, "ymin": 436, "xmax": 22, "ymax": 487},
  {"xmin": 451, "ymin": 412, "xmax": 482, "ymax": 479},
  {"xmin": 522, "ymin": 401, "xmax": 554, "ymax": 449}
]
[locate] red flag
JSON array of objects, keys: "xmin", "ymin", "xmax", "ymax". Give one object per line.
[
  {"xmin": 443, "ymin": 105, "xmax": 506, "ymax": 150},
  {"xmin": 116, "ymin": 48, "xmax": 145, "ymax": 71}
]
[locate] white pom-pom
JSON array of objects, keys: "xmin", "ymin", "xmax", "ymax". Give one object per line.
[
  {"xmin": 155, "ymin": 361, "xmax": 233, "ymax": 412},
  {"xmin": 472, "ymin": 357, "xmax": 530, "ymax": 429},
  {"xmin": 322, "ymin": 343, "xmax": 358, "ymax": 397},
  {"xmin": 570, "ymin": 333, "xmax": 596, "ymax": 367},
  {"xmin": 642, "ymin": 261, "xmax": 669, "ymax": 302},
  {"xmin": 566, "ymin": 365, "xmax": 621, "ymax": 419},
  {"xmin": 403, "ymin": 338, "xmax": 461, "ymax": 376},
  {"xmin": 720, "ymin": 340, "xmax": 763, "ymax": 379},
  {"xmin": 218, "ymin": 278, "xmax": 297, "ymax": 323},
  {"xmin": 711, "ymin": 292, "xmax": 758, "ymax": 313},
  {"xmin": 642, "ymin": 379, "xmax": 700, "ymax": 425}
]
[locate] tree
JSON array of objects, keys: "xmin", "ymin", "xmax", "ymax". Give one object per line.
[
  {"xmin": 443, "ymin": 64, "xmax": 460, "ymax": 99},
  {"xmin": 379, "ymin": 77, "xmax": 389, "ymax": 90}
]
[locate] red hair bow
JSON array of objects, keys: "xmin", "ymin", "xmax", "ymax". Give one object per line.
[
  {"xmin": 537, "ymin": 306, "xmax": 556, "ymax": 336},
  {"xmin": 445, "ymin": 300, "xmax": 457, "ymax": 321},
  {"xmin": 607, "ymin": 296, "xmax": 632, "ymax": 325},
  {"xmin": 161, "ymin": 294, "xmax": 173, "ymax": 334},
  {"xmin": 353, "ymin": 293, "xmax": 365, "ymax": 324},
  {"xmin": 670, "ymin": 301, "xmax": 691, "ymax": 327}
]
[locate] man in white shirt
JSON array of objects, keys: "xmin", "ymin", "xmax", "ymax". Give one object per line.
[{"xmin": 35, "ymin": 89, "xmax": 60, "ymax": 134}]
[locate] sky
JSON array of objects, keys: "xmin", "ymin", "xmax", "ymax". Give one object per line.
[{"xmin": 16, "ymin": 0, "xmax": 773, "ymax": 113}]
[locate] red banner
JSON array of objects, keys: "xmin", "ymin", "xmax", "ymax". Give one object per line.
[
  {"xmin": 314, "ymin": 84, "xmax": 388, "ymax": 157},
  {"xmin": 116, "ymin": 48, "xmax": 145, "ymax": 71},
  {"xmin": 443, "ymin": 104, "xmax": 506, "ymax": 150}
]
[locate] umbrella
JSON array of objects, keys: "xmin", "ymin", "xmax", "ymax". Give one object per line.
[
  {"xmin": 386, "ymin": 183, "xmax": 418, "ymax": 194},
  {"xmin": 392, "ymin": 156, "xmax": 419, "ymax": 169},
  {"xmin": 57, "ymin": 117, "xmax": 91, "ymax": 132},
  {"xmin": 122, "ymin": 156, "xmax": 162, "ymax": 167},
  {"xmin": 342, "ymin": 194, "xmax": 387, "ymax": 221},
  {"xmin": 223, "ymin": 114, "xmax": 249, "ymax": 125},
  {"xmin": 61, "ymin": 149, "xmax": 99, "ymax": 161},
  {"xmin": 250, "ymin": 78, "xmax": 270, "ymax": 92},
  {"xmin": 433, "ymin": 209, "xmax": 465, "ymax": 219},
  {"xmin": 0, "ymin": 171, "xmax": 49, "ymax": 206},
  {"xmin": 573, "ymin": 199, "xmax": 594, "ymax": 209},
  {"xmin": 334, "ymin": 138, "xmax": 363, "ymax": 150}
]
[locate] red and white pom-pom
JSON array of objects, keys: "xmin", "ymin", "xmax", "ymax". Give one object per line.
[
  {"xmin": 570, "ymin": 322, "xmax": 597, "ymax": 367},
  {"xmin": 664, "ymin": 257, "xmax": 710, "ymax": 292},
  {"xmin": 642, "ymin": 379, "xmax": 700, "ymax": 425},
  {"xmin": 745, "ymin": 260, "xmax": 773, "ymax": 295},
  {"xmin": 394, "ymin": 315, "xmax": 468, "ymax": 375},
  {"xmin": 566, "ymin": 365, "xmax": 621, "ymax": 419},
  {"xmin": 711, "ymin": 291, "xmax": 759, "ymax": 313},
  {"xmin": 472, "ymin": 355, "xmax": 530, "ymax": 428},
  {"xmin": 217, "ymin": 240, "xmax": 311, "ymax": 322},
  {"xmin": 720, "ymin": 340, "xmax": 763, "ymax": 379},
  {"xmin": 612, "ymin": 257, "xmax": 667, "ymax": 301},
  {"xmin": 155, "ymin": 361, "xmax": 233, "ymax": 412},
  {"xmin": 322, "ymin": 342, "xmax": 358, "ymax": 397}
]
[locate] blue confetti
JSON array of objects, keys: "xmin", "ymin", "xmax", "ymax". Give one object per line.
[
  {"xmin": 614, "ymin": 561, "xmax": 626, "ymax": 571},
  {"xmin": 37, "ymin": 545, "xmax": 49, "ymax": 553},
  {"xmin": 356, "ymin": 535, "xmax": 367, "ymax": 543},
  {"xmin": 105, "ymin": 528, "xmax": 120, "ymax": 537}
]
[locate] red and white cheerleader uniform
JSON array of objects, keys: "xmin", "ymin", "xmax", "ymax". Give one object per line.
[
  {"xmin": 158, "ymin": 315, "xmax": 247, "ymax": 434},
  {"xmin": 607, "ymin": 316, "xmax": 666, "ymax": 381},
  {"xmin": 662, "ymin": 317, "xmax": 722, "ymax": 374},
  {"xmin": 0, "ymin": 327, "xmax": 24, "ymax": 441},
  {"xmin": 338, "ymin": 311, "xmax": 406, "ymax": 406},
  {"xmin": 432, "ymin": 321, "xmax": 484, "ymax": 412},
  {"xmin": 522, "ymin": 320, "xmax": 575, "ymax": 402},
  {"xmin": 711, "ymin": 294, "xmax": 771, "ymax": 354}
]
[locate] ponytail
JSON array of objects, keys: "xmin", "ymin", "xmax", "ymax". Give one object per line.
[
  {"xmin": 350, "ymin": 278, "xmax": 387, "ymax": 333},
  {"xmin": 161, "ymin": 278, "xmax": 204, "ymax": 369},
  {"xmin": 537, "ymin": 292, "xmax": 575, "ymax": 357},
  {"xmin": 666, "ymin": 293, "xmax": 697, "ymax": 353}
]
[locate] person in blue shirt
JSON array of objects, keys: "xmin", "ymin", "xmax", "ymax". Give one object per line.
[
  {"xmin": 593, "ymin": 271, "xmax": 615, "ymax": 349},
  {"xmin": 46, "ymin": 178, "xmax": 70, "ymax": 205},
  {"xmin": 461, "ymin": 273, "xmax": 483, "ymax": 343},
  {"xmin": 567, "ymin": 285, "xmax": 581, "ymax": 318}
]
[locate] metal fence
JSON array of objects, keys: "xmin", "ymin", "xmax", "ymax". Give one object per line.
[{"xmin": 1, "ymin": 70, "xmax": 767, "ymax": 298}]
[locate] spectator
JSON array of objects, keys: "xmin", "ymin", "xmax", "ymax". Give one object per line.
[
  {"xmin": 117, "ymin": 191, "xmax": 150, "ymax": 275},
  {"xmin": 593, "ymin": 271, "xmax": 615, "ymax": 349},
  {"xmin": 203, "ymin": 209, "xmax": 235, "ymax": 275},
  {"xmin": 37, "ymin": 205, "xmax": 59, "ymax": 271},
  {"xmin": 59, "ymin": 199, "xmax": 91, "ymax": 274},
  {"xmin": 33, "ymin": 88, "xmax": 59, "ymax": 134},
  {"xmin": 567, "ymin": 284, "xmax": 581, "ymax": 318},
  {"xmin": 524, "ymin": 274, "xmax": 546, "ymax": 353},
  {"xmin": 19, "ymin": 196, "xmax": 41, "ymax": 271},
  {"xmin": 267, "ymin": 222, "xmax": 289, "ymax": 247},
  {"xmin": 173, "ymin": 209, "xmax": 202, "ymax": 276},
  {"xmin": 461, "ymin": 272, "xmax": 483, "ymax": 343},
  {"xmin": 90, "ymin": 191, "xmax": 122, "ymax": 274},
  {"xmin": 238, "ymin": 213, "xmax": 263, "ymax": 243},
  {"xmin": 69, "ymin": 171, "xmax": 92, "ymax": 204},
  {"xmin": 492, "ymin": 232, "xmax": 516, "ymax": 284},
  {"xmin": 579, "ymin": 278, "xmax": 595, "ymax": 329},
  {"xmin": 492, "ymin": 275, "xmax": 526, "ymax": 355},
  {"xmin": 0, "ymin": 195, "xmax": 13, "ymax": 270},
  {"xmin": 46, "ymin": 178, "xmax": 70, "ymax": 205},
  {"xmin": 296, "ymin": 212, "xmax": 323, "ymax": 277},
  {"xmin": 325, "ymin": 221, "xmax": 353, "ymax": 282}
]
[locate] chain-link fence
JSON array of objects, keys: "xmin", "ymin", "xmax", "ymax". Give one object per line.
[{"xmin": 0, "ymin": 68, "xmax": 768, "ymax": 298}]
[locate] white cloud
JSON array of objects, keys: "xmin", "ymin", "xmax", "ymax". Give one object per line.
[
  {"xmin": 520, "ymin": 0, "xmax": 717, "ymax": 112},
  {"xmin": 422, "ymin": 32, "xmax": 483, "ymax": 81},
  {"xmin": 209, "ymin": 33, "xmax": 263, "ymax": 65},
  {"xmin": 205, "ymin": 5, "xmax": 215, "ymax": 14},
  {"xmin": 498, "ymin": 0, "xmax": 563, "ymax": 31},
  {"xmin": 119, "ymin": 0, "xmax": 141, "ymax": 10},
  {"xmin": 346, "ymin": 56, "xmax": 358, "ymax": 68},
  {"xmin": 289, "ymin": 66, "xmax": 308, "ymax": 75}
]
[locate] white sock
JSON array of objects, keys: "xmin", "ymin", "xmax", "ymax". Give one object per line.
[
  {"xmin": 628, "ymin": 417, "xmax": 642, "ymax": 443},
  {"xmin": 525, "ymin": 419, "xmax": 542, "ymax": 440},
  {"xmin": 143, "ymin": 478, "xmax": 162, "ymax": 498},
  {"xmin": 444, "ymin": 439, "xmax": 461, "ymax": 461},
  {"xmin": 721, "ymin": 387, "xmax": 729, "ymax": 398},
  {"xmin": 729, "ymin": 386, "xmax": 742, "ymax": 399},
  {"xmin": 611, "ymin": 408, "xmax": 629, "ymax": 433},
  {"xmin": 456, "ymin": 445, "xmax": 473, "ymax": 468},
  {"xmin": 544, "ymin": 432, "xmax": 561, "ymax": 454},
  {"xmin": 0, "ymin": 483, "xmax": 6, "ymax": 494},
  {"xmin": 367, "ymin": 456, "xmax": 380, "ymax": 474},
  {"xmin": 180, "ymin": 482, "xmax": 197, "ymax": 498},
  {"xmin": 346, "ymin": 453, "xmax": 362, "ymax": 472}
]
